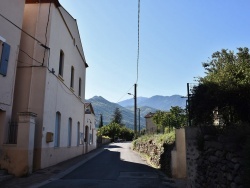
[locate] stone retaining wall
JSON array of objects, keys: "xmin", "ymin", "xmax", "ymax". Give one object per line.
[
  {"xmin": 133, "ymin": 139, "xmax": 174, "ymax": 177},
  {"xmin": 186, "ymin": 127, "xmax": 247, "ymax": 188}
]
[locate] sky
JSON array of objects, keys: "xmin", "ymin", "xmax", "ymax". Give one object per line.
[{"xmin": 59, "ymin": 0, "xmax": 250, "ymax": 103}]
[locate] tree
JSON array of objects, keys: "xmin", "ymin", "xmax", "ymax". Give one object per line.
[
  {"xmin": 111, "ymin": 108, "xmax": 122, "ymax": 125},
  {"xmin": 97, "ymin": 122, "xmax": 134, "ymax": 141},
  {"xmin": 98, "ymin": 114, "xmax": 103, "ymax": 128},
  {"xmin": 153, "ymin": 106, "xmax": 187, "ymax": 132},
  {"xmin": 190, "ymin": 47, "xmax": 250, "ymax": 125}
]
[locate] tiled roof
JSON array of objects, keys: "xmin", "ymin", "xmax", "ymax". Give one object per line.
[
  {"xmin": 26, "ymin": 0, "xmax": 61, "ymax": 7},
  {"xmin": 144, "ymin": 112, "xmax": 155, "ymax": 118}
]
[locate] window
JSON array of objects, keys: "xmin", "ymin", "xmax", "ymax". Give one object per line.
[
  {"xmin": 78, "ymin": 78, "xmax": 82, "ymax": 97},
  {"xmin": 77, "ymin": 122, "xmax": 80, "ymax": 146},
  {"xmin": 59, "ymin": 50, "xmax": 64, "ymax": 76},
  {"xmin": 70, "ymin": 66, "xmax": 74, "ymax": 88},
  {"xmin": 54, "ymin": 112, "xmax": 61, "ymax": 147},
  {"xmin": 68, "ymin": 118, "xmax": 72, "ymax": 147},
  {"xmin": 0, "ymin": 42, "xmax": 10, "ymax": 76}
]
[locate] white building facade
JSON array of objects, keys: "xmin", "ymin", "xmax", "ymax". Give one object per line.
[
  {"xmin": 0, "ymin": 0, "xmax": 26, "ymax": 175},
  {"xmin": 84, "ymin": 103, "xmax": 97, "ymax": 152},
  {"xmin": 0, "ymin": 0, "xmax": 25, "ymax": 147},
  {"xmin": 0, "ymin": 0, "xmax": 89, "ymax": 176}
]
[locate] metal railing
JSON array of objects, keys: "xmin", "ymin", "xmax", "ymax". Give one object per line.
[{"xmin": 7, "ymin": 122, "xmax": 18, "ymax": 144}]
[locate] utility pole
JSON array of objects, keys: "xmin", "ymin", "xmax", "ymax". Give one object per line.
[
  {"xmin": 134, "ymin": 83, "xmax": 137, "ymax": 137},
  {"xmin": 138, "ymin": 108, "xmax": 140, "ymax": 135},
  {"xmin": 187, "ymin": 83, "xmax": 191, "ymax": 126},
  {"xmin": 128, "ymin": 83, "xmax": 137, "ymax": 138}
]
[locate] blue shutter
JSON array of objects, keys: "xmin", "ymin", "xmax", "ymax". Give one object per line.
[{"xmin": 0, "ymin": 42, "xmax": 10, "ymax": 76}]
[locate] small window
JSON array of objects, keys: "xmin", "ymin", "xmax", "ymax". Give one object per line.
[
  {"xmin": 59, "ymin": 50, "xmax": 64, "ymax": 76},
  {"xmin": 78, "ymin": 78, "xmax": 82, "ymax": 97},
  {"xmin": 55, "ymin": 112, "xmax": 61, "ymax": 147},
  {"xmin": 0, "ymin": 42, "xmax": 10, "ymax": 76},
  {"xmin": 70, "ymin": 66, "xmax": 74, "ymax": 88}
]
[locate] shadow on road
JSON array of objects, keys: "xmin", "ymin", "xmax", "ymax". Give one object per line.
[{"xmin": 62, "ymin": 149, "xmax": 157, "ymax": 180}]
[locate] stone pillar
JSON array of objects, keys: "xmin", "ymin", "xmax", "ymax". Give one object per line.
[
  {"xmin": 185, "ymin": 127, "xmax": 199, "ymax": 188},
  {"xmin": 16, "ymin": 112, "xmax": 37, "ymax": 176}
]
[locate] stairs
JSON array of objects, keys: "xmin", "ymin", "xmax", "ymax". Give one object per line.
[{"xmin": 0, "ymin": 169, "xmax": 13, "ymax": 183}]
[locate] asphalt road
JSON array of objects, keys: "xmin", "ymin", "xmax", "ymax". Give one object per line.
[{"xmin": 40, "ymin": 142, "xmax": 175, "ymax": 188}]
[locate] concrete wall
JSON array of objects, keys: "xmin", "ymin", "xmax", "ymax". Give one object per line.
[
  {"xmin": 171, "ymin": 128, "xmax": 187, "ymax": 179},
  {"xmin": 0, "ymin": 113, "xmax": 36, "ymax": 176},
  {"xmin": 0, "ymin": 0, "xmax": 25, "ymax": 145}
]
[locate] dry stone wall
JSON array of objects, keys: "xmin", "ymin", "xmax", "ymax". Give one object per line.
[
  {"xmin": 186, "ymin": 127, "xmax": 247, "ymax": 188},
  {"xmin": 133, "ymin": 139, "xmax": 174, "ymax": 177}
]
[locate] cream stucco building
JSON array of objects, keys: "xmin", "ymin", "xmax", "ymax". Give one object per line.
[
  {"xmin": 144, "ymin": 112, "xmax": 158, "ymax": 134},
  {"xmin": 0, "ymin": 0, "xmax": 89, "ymax": 176},
  {"xmin": 0, "ymin": 0, "xmax": 25, "ymax": 146},
  {"xmin": 0, "ymin": 0, "xmax": 26, "ymax": 175},
  {"xmin": 84, "ymin": 103, "xmax": 97, "ymax": 152}
]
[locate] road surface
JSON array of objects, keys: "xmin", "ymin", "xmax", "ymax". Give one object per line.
[{"xmin": 39, "ymin": 142, "xmax": 176, "ymax": 188}]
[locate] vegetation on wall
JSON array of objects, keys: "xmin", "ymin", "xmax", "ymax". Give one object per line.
[{"xmin": 190, "ymin": 47, "xmax": 250, "ymax": 125}]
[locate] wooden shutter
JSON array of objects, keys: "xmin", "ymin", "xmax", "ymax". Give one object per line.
[{"xmin": 0, "ymin": 42, "xmax": 10, "ymax": 76}]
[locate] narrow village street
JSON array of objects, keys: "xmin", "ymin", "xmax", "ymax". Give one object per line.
[{"xmin": 2, "ymin": 142, "xmax": 185, "ymax": 188}]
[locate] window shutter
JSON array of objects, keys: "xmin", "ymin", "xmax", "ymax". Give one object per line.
[{"xmin": 0, "ymin": 42, "xmax": 10, "ymax": 76}]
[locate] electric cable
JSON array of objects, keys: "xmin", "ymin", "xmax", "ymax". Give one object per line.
[
  {"xmin": 0, "ymin": 12, "xmax": 48, "ymax": 49},
  {"xmin": 136, "ymin": 0, "xmax": 140, "ymax": 84},
  {"xmin": 19, "ymin": 49, "xmax": 43, "ymax": 65},
  {"xmin": 116, "ymin": 84, "xmax": 134, "ymax": 103},
  {"xmin": 42, "ymin": 0, "xmax": 52, "ymax": 65}
]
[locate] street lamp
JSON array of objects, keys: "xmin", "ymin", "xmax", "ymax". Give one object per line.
[{"xmin": 128, "ymin": 84, "xmax": 137, "ymax": 137}]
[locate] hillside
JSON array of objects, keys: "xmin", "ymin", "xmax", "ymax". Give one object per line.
[
  {"xmin": 86, "ymin": 95, "xmax": 186, "ymax": 130},
  {"xmin": 87, "ymin": 96, "xmax": 152, "ymax": 130}
]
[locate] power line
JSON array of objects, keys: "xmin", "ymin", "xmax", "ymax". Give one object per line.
[
  {"xmin": 136, "ymin": 0, "xmax": 140, "ymax": 84},
  {"xmin": 19, "ymin": 49, "xmax": 43, "ymax": 65},
  {"xmin": 0, "ymin": 12, "xmax": 48, "ymax": 49},
  {"xmin": 43, "ymin": 0, "xmax": 52, "ymax": 65},
  {"xmin": 118, "ymin": 1, "xmax": 140, "ymax": 104},
  {"xmin": 116, "ymin": 84, "xmax": 134, "ymax": 103}
]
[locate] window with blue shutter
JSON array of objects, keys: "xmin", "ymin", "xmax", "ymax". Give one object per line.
[{"xmin": 0, "ymin": 42, "xmax": 10, "ymax": 76}]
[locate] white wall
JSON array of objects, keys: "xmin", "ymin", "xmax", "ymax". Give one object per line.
[
  {"xmin": 0, "ymin": 0, "xmax": 25, "ymax": 144},
  {"xmin": 13, "ymin": 2, "xmax": 87, "ymax": 170}
]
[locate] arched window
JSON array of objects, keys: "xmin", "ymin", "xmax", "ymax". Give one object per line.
[
  {"xmin": 68, "ymin": 118, "xmax": 72, "ymax": 147},
  {"xmin": 70, "ymin": 66, "xmax": 74, "ymax": 88},
  {"xmin": 78, "ymin": 78, "xmax": 82, "ymax": 97},
  {"xmin": 55, "ymin": 112, "xmax": 61, "ymax": 147},
  {"xmin": 59, "ymin": 50, "xmax": 64, "ymax": 76},
  {"xmin": 77, "ymin": 122, "xmax": 80, "ymax": 146}
]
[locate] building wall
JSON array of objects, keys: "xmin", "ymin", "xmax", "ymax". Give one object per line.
[
  {"xmin": 0, "ymin": 0, "xmax": 25, "ymax": 145},
  {"xmin": 85, "ymin": 113, "xmax": 97, "ymax": 152},
  {"xmin": 13, "ymin": 3, "xmax": 87, "ymax": 170},
  {"xmin": 146, "ymin": 117, "xmax": 157, "ymax": 133}
]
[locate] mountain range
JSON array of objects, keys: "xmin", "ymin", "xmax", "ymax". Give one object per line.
[{"xmin": 87, "ymin": 95, "xmax": 186, "ymax": 130}]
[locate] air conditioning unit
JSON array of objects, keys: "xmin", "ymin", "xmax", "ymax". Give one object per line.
[{"xmin": 46, "ymin": 132, "xmax": 54, "ymax": 143}]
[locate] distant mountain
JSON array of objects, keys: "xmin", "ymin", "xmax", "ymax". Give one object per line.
[
  {"xmin": 118, "ymin": 95, "xmax": 186, "ymax": 111},
  {"xmin": 118, "ymin": 97, "xmax": 148, "ymax": 107},
  {"xmin": 87, "ymin": 95, "xmax": 186, "ymax": 130},
  {"xmin": 87, "ymin": 96, "xmax": 150, "ymax": 130}
]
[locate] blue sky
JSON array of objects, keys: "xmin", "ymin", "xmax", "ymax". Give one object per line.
[{"xmin": 59, "ymin": 0, "xmax": 250, "ymax": 103}]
